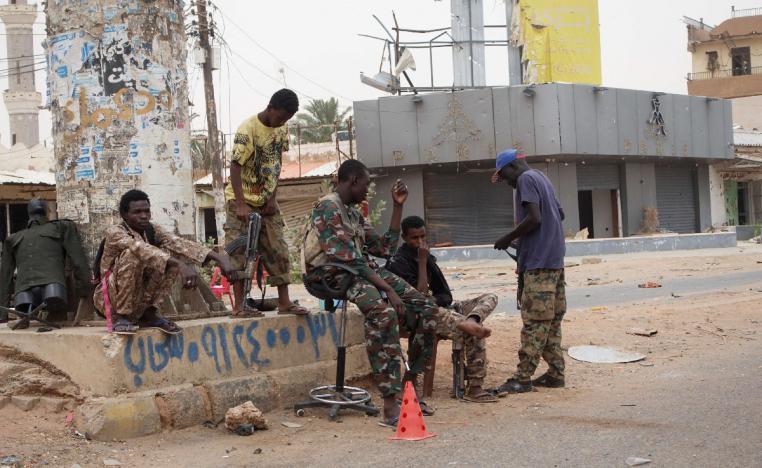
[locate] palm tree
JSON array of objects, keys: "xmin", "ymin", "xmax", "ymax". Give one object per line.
[{"xmin": 295, "ymin": 98, "xmax": 351, "ymax": 143}]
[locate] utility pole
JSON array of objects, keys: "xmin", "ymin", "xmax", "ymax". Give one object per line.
[{"xmin": 196, "ymin": 0, "xmax": 226, "ymax": 245}]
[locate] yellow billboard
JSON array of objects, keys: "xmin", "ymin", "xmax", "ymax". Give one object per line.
[{"xmin": 515, "ymin": 0, "xmax": 602, "ymax": 85}]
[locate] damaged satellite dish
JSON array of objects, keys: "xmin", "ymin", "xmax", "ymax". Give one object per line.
[{"xmin": 568, "ymin": 345, "xmax": 646, "ymax": 364}]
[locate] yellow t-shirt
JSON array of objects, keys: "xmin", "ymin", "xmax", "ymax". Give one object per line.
[{"xmin": 224, "ymin": 115, "xmax": 289, "ymax": 208}]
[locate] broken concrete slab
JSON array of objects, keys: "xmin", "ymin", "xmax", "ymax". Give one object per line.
[
  {"xmin": 39, "ymin": 396, "xmax": 74, "ymax": 413},
  {"xmin": 155, "ymin": 385, "xmax": 210, "ymax": 430},
  {"xmin": 76, "ymin": 394, "xmax": 162, "ymax": 441},
  {"xmin": 205, "ymin": 375, "xmax": 279, "ymax": 422},
  {"xmin": 11, "ymin": 396, "xmax": 39, "ymax": 411}
]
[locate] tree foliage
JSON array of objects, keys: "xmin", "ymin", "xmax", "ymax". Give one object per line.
[{"xmin": 295, "ymin": 98, "xmax": 351, "ymax": 143}]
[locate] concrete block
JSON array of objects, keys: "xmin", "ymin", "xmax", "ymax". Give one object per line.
[
  {"xmin": 269, "ymin": 344, "xmax": 370, "ymax": 406},
  {"xmin": 11, "ymin": 396, "xmax": 39, "ymax": 411},
  {"xmin": 39, "ymin": 397, "xmax": 72, "ymax": 413},
  {"xmin": 76, "ymin": 395, "xmax": 161, "ymax": 441},
  {"xmin": 204, "ymin": 375, "xmax": 278, "ymax": 422},
  {"xmin": 155, "ymin": 384, "xmax": 210, "ymax": 429}
]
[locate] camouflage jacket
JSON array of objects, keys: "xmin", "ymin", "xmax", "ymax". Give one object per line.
[
  {"xmin": 302, "ymin": 192, "xmax": 399, "ymax": 280},
  {"xmin": 98, "ymin": 222, "xmax": 210, "ymax": 279}
]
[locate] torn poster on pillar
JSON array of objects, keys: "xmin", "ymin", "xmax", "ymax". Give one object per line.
[
  {"xmin": 57, "ymin": 190, "xmax": 90, "ymax": 224},
  {"xmin": 75, "ymin": 146, "xmax": 96, "ymax": 181}
]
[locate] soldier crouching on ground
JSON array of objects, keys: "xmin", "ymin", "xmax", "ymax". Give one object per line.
[
  {"xmin": 302, "ymin": 160, "xmax": 438, "ymax": 427},
  {"xmin": 385, "ymin": 215, "xmax": 499, "ymax": 403},
  {"xmin": 93, "ymin": 190, "xmax": 236, "ymax": 335}
]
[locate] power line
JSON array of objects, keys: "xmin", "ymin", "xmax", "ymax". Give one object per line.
[{"xmin": 212, "ymin": 5, "xmax": 352, "ymax": 103}]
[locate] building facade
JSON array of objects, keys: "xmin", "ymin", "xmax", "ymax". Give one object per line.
[
  {"xmin": 355, "ymin": 84, "xmax": 733, "ymax": 245},
  {"xmin": 686, "ymin": 8, "xmax": 762, "ymax": 228}
]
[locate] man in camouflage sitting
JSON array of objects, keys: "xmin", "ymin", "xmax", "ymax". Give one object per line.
[{"xmin": 302, "ymin": 160, "xmax": 438, "ymax": 427}]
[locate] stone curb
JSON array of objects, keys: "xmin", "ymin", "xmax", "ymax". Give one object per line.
[{"xmin": 75, "ymin": 344, "xmax": 370, "ymax": 440}]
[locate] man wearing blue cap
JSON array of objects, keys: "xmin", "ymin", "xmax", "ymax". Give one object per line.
[{"xmin": 491, "ymin": 149, "xmax": 567, "ymax": 394}]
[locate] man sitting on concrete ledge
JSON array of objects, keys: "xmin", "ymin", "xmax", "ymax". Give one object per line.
[
  {"xmin": 94, "ymin": 190, "xmax": 236, "ymax": 335},
  {"xmin": 302, "ymin": 160, "xmax": 438, "ymax": 427},
  {"xmin": 386, "ymin": 216, "xmax": 499, "ymax": 403}
]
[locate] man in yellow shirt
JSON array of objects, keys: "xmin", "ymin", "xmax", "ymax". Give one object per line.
[{"xmin": 224, "ymin": 88, "xmax": 307, "ymax": 316}]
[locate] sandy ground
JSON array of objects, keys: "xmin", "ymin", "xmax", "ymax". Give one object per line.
[{"xmin": 2, "ymin": 244, "xmax": 762, "ymax": 467}]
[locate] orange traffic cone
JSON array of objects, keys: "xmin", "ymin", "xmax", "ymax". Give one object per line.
[{"xmin": 390, "ymin": 381, "xmax": 436, "ymax": 441}]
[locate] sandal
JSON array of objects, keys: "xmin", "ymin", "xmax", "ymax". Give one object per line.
[
  {"xmin": 113, "ymin": 318, "xmax": 139, "ymax": 335},
  {"xmin": 277, "ymin": 302, "xmax": 309, "ymax": 316},
  {"xmin": 463, "ymin": 389, "xmax": 499, "ymax": 403},
  {"xmin": 139, "ymin": 317, "xmax": 182, "ymax": 335},
  {"xmin": 377, "ymin": 415, "xmax": 399, "ymax": 428}
]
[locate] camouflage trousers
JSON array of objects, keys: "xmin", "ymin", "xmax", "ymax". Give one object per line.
[
  {"xmin": 93, "ymin": 248, "xmax": 177, "ymax": 322},
  {"xmin": 435, "ymin": 293, "xmax": 498, "ymax": 387},
  {"xmin": 514, "ymin": 269, "xmax": 566, "ymax": 382},
  {"xmin": 223, "ymin": 200, "xmax": 291, "ymax": 287},
  {"xmin": 346, "ymin": 268, "xmax": 438, "ymax": 397}
]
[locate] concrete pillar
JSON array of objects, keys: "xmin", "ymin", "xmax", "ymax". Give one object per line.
[
  {"xmin": 0, "ymin": 0, "xmax": 41, "ymax": 147},
  {"xmin": 697, "ymin": 164, "xmax": 713, "ymax": 231},
  {"xmin": 752, "ymin": 180, "xmax": 762, "ymax": 225},
  {"xmin": 451, "ymin": 0, "xmax": 486, "ymax": 87},
  {"xmin": 546, "ymin": 162, "xmax": 579, "ymax": 235},
  {"xmin": 707, "ymin": 164, "xmax": 727, "ymax": 228},
  {"xmin": 45, "ymin": 1, "xmax": 194, "ymax": 257},
  {"xmin": 621, "ymin": 162, "xmax": 657, "ymax": 236}
]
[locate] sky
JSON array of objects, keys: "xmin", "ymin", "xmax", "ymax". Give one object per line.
[{"xmin": 0, "ymin": 0, "xmax": 753, "ymax": 149}]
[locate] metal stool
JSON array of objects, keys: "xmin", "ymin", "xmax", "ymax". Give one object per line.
[{"xmin": 294, "ymin": 264, "xmax": 379, "ymax": 420}]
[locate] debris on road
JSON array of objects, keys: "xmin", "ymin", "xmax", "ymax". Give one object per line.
[
  {"xmin": 582, "ymin": 257, "xmax": 603, "ymax": 265},
  {"xmin": 281, "ymin": 421, "xmax": 304, "ymax": 429},
  {"xmin": 102, "ymin": 459, "xmax": 122, "ymax": 467},
  {"xmin": 625, "ymin": 457, "xmax": 652, "ymax": 466},
  {"xmin": 225, "ymin": 401, "xmax": 268, "ymax": 434},
  {"xmin": 568, "ymin": 345, "xmax": 646, "ymax": 363},
  {"xmin": 638, "ymin": 282, "xmax": 662, "ymax": 288},
  {"xmin": 626, "ymin": 328, "xmax": 658, "ymax": 337},
  {"xmin": 0, "ymin": 455, "xmax": 22, "ymax": 468},
  {"xmin": 591, "ymin": 306, "xmax": 608, "ymax": 312}
]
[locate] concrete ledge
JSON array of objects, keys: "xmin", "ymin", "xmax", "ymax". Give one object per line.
[
  {"xmin": 432, "ymin": 232, "xmax": 738, "ymax": 262},
  {"xmin": 74, "ymin": 345, "xmax": 370, "ymax": 440},
  {"xmin": 735, "ymin": 225, "xmax": 759, "ymax": 241},
  {"xmin": 0, "ymin": 311, "xmax": 364, "ymax": 396}
]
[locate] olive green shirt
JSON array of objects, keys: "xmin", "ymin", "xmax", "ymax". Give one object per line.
[{"xmin": 0, "ymin": 219, "xmax": 91, "ymax": 307}]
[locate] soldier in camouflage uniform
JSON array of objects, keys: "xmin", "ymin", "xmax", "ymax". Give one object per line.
[
  {"xmin": 492, "ymin": 150, "xmax": 567, "ymax": 394},
  {"xmin": 94, "ymin": 190, "xmax": 236, "ymax": 335},
  {"xmin": 302, "ymin": 160, "xmax": 438, "ymax": 425},
  {"xmin": 385, "ymin": 215, "xmax": 499, "ymax": 403}
]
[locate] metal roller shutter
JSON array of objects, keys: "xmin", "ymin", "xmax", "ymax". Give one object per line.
[
  {"xmin": 577, "ymin": 163, "xmax": 620, "ymax": 190},
  {"xmin": 423, "ymin": 170, "xmax": 514, "ymax": 246},
  {"xmin": 656, "ymin": 166, "xmax": 698, "ymax": 234}
]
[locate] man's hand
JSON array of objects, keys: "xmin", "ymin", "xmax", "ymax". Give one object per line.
[
  {"xmin": 170, "ymin": 259, "xmax": 199, "ymax": 289},
  {"xmin": 494, "ymin": 234, "xmax": 513, "ymax": 251},
  {"xmin": 491, "ymin": 173, "xmax": 500, "ymax": 184},
  {"xmin": 417, "ymin": 240, "xmax": 430, "ymax": 264},
  {"xmin": 391, "ymin": 179, "xmax": 408, "ymax": 206},
  {"xmin": 386, "ymin": 290, "xmax": 405, "ymax": 315},
  {"xmin": 235, "ymin": 201, "xmax": 253, "ymax": 223},
  {"xmin": 260, "ymin": 196, "xmax": 278, "ymax": 216},
  {"xmin": 207, "ymin": 252, "xmax": 236, "ymax": 279}
]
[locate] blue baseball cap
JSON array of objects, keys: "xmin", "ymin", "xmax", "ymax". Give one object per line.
[{"xmin": 494, "ymin": 149, "xmax": 522, "ymax": 176}]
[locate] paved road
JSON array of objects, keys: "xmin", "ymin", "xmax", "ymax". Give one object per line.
[{"xmin": 487, "ymin": 269, "xmax": 762, "ymax": 315}]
